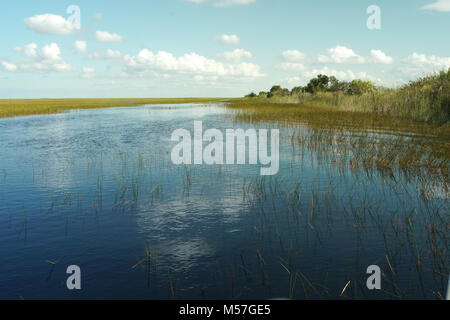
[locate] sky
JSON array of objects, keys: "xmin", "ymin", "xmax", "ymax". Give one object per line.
[{"xmin": 0, "ymin": 0, "xmax": 449, "ymax": 98}]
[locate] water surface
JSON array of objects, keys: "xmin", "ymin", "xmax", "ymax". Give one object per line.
[{"xmin": 0, "ymin": 103, "xmax": 447, "ymax": 299}]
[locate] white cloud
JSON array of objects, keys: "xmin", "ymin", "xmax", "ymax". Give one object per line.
[
  {"xmin": 404, "ymin": 53, "xmax": 450, "ymax": 73},
  {"xmin": 106, "ymin": 49, "xmax": 123, "ymax": 59},
  {"xmin": 281, "ymin": 50, "xmax": 307, "ymax": 62},
  {"xmin": 277, "ymin": 62, "xmax": 306, "ymax": 72},
  {"xmin": 304, "ymin": 67, "xmax": 380, "ymax": 83},
  {"xmin": 214, "ymin": 34, "xmax": 240, "ymax": 45},
  {"xmin": 74, "ymin": 40, "xmax": 87, "ymax": 53},
  {"xmin": 95, "ymin": 30, "xmax": 124, "ymax": 42},
  {"xmin": 24, "ymin": 14, "xmax": 78, "ymax": 35},
  {"xmin": 282, "ymin": 47, "xmax": 392, "ymax": 65},
  {"xmin": 277, "ymin": 50, "xmax": 307, "ymax": 71},
  {"xmin": 4, "ymin": 43, "xmax": 71, "ymax": 73},
  {"xmin": 421, "ymin": 0, "xmax": 450, "ymax": 12},
  {"xmin": 369, "ymin": 49, "xmax": 393, "ymax": 64},
  {"xmin": 218, "ymin": 49, "xmax": 252, "ymax": 63},
  {"xmin": 281, "ymin": 70, "xmax": 382, "ymax": 88},
  {"xmin": 122, "ymin": 49, "xmax": 263, "ymax": 78},
  {"xmin": 318, "ymin": 46, "xmax": 366, "ymax": 64},
  {"xmin": 1, "ymin": 61, "xmax": 18, "ymax": 72},
  {"xmin": 281, "ymin": 76, "xmax": 303, "ymax": 88},
  {"xmin": 15, "ymin": 43, "xmax": 38, "ymax": 58},
  {"xmin": 81, "ymin": 67, "xmax": 95, "ymax": 79}
]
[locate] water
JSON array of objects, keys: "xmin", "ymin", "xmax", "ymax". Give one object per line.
[{"xmin": 0, "ymin": 103, "xmax": 447, "ymax": 299}]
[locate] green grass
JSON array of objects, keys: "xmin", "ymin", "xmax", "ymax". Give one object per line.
[
  {"xmin": 228, "ymin": 71, "xmax": 449, "ymax": 175},
  {"xmin": 247, "ymin": 69, "xmax": 450, "ymax": 125},
  {"xmin": 227, "ymin": 98, "xmax": 450, "ymax": 137},
  {"xmin": 226, "ymin": 99, "xmax": 449, "ymax": 178},
  {"xmin": 0, "ymin": 98, "xmax": 225, "ymax": 119}
]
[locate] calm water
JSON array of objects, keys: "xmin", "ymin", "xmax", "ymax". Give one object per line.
[{"xmin": 0, "ymin": 103, "xmax": 447, "ymax": 300}]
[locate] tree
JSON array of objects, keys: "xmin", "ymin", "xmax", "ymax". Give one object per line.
[
  {"xmin": 348, "ymin": 80, "xmax": 375, "ymax": 95},
  {"xmin": 306, "ymin": 74, "xmax": 330, "ymax": 93},
  {"xmin": 291, "ymin": 86, "xmax": 304, "ymax": 95},
  {"xmin": 328, "ymin": 76, "xmax": 340, "ymax": 92},
  {"xmin": 270, "ymin": 85, "xmax": 282, "ymax": 93},
  {"xmin": 258, "ymin": 91, "xmax": 268, "ymax": 97},
  {"xmin": 268, "ymin": 85, "xmax": 289, "ymax": 97}
]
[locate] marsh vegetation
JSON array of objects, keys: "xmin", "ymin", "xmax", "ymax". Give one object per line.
[
  {"xmin": 0, "ymin": 98, "xmax": 224, "ymax": 119},
  {"xmin": 0, "ymin": 83, "xmax": 448, "ymax": 299},
  {"xmin": 245, "ymin": 69, "xmax": 449, "ymax": 125}
]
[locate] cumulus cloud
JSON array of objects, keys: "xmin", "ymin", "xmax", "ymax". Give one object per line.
[
  {"xmin": 303, "ymin": 67, "xmax": 381, "ymax": 83},
  {"xmin": 277, "ymin": 48, "xmax": 384, "ymax": 85},
  {"xmin": 214, "ymin": 34, "xmax": 240, "ymax": 45},
  {"xmin": 74, "ymin": 40, "xmax": 87, "ymax": 53},
  {"xmin": 277, "ymin": 50, "xmax": 307, "ymax": 71},
  {"xmin": 421, "ymin": 0, "xmax": 450, "ymax": 12},
  {"xmin": 369, "ymin": 49, "xmax": 393, "ymax": 64},
  {"xmin": 1, "ymin": 61, "xmax": 18, "ymax": 72},
  {"xmin": 403, "ymin": 53, "xmax": 450, "ymax": 76},
  {"xmin": 3, "ymin": 43, "xmax": 71, "ymax": 73},
  {"xmin": 24, "ymin": 14, "xmax": 78, "ymax": 35},
  {"xmin": 95, "ymin": 30, "xmax": 124, "ymax": 42},
  {"xmin": 280, "ymin": 47, "xmax": 393, "ymax": 66},
  {"xmin": 122, "ymin": 49, "xmax": 263, "ymax": 78},
  {"xmin": 318, "ymin": 46, "xmax": 366, "ymax": 64},
  {"xmin": 15, "ymin": 43, "xmax": 38, "ymax": 58},
  {"xmin": 218, "ymin": 49, "xmax": 252, "ymax": 63},
  {"xmin": 281, "ymin": 50, "xmax": 307, "ymax": 62}
]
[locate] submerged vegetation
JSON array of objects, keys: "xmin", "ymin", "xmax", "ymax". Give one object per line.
[
  {"xmin": 0, "ymin": 98, "xmax": 225, "ymax": 119},
  {"xmin": 245, "ymin": 69, "xmax": 450, "ymax": 125}
]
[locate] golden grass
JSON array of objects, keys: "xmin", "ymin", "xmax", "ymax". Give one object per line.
[
  {"xmin": 0, "ymin": 98, "xmax": 225, "ymax": 119},
  {"xmin": 226, "ymin": 99, "xmax": 449, "ymax": 177},
  {"xmin": 227, "ymin": 98, "xmax": 450, "ymax": 138}
]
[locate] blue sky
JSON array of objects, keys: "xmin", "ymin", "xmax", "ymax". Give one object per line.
[{"xmin": 0, "ymin": 0, "xmax": 449, "ymax": 98}]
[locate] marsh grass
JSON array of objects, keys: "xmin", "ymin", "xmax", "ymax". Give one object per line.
[
  {"xmin": 250, "ymin": 69, "xmax": 449, "ymax": 124},
  {"xmin": 226, "ymin": 99, "xmax": 449, "ymax": 180},
  {"xmin": 0, "ymin": 98, "xmax": 225, "ymax": 118}
]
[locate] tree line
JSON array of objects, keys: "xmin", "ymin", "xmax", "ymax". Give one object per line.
[{"xmin": 246, "ymin": 74, "xmax": 376, "ymax": 98}]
